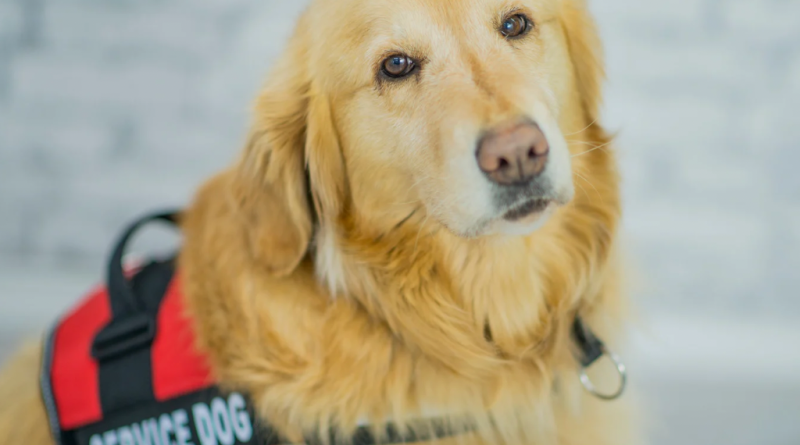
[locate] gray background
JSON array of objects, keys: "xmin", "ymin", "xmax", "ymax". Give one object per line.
[{"xmin": 1, "ymin": 1, "xmax": 799, "ymax": 444}]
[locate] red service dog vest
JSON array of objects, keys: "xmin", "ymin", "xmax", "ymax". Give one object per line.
[
  {"xmin": 39, "ymin": 213, "xmax": 263, "ymax": 445},
  {"xmin": 39, "ymin": 212, "xmax": 468, "ymax": 445}
]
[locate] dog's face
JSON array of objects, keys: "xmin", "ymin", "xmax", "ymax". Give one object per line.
[
  {"xmin": 314, "ymin": 0, "xmax": 581, "ymax": 237},
  {"xmin": 237, "ymin": 0, "xmax": 602, "ymax": 273}
]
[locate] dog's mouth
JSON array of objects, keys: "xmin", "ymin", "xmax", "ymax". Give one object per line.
[{"xmin": 503, "ymin": 198, "xmax": 552, "ymax": 221}]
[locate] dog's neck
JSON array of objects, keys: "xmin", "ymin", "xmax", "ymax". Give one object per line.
[{"xmin": 311, "ymin": 185, "xmax": 618, "ymax": 377}]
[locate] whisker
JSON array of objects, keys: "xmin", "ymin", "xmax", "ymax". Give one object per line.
[
  {"xmin": 393, "ymin": 208, "xmax": 419, "ymax": 230},
  {"xmin": 573, "ymin": 178, "xmax": 591, "ymax": 202},
  {"xmin": 570, "ymin": 140, "xmax": 612, "ymax": 158},
  {"xmin": 390, "ymin": 199, "xmax": 425, "ymax": 208},
  {"xmin": 564, "ymin": 118, "xmax": 599, "ymax": 137},
  {"xmin": 573, "ymin": 171, "xmax": 600, "ymax": 198},
  {"xmin": 374, "ymin": 207, "xmax": 421, "ymax": 242},
  {"xmin": 565, "ymin": 140, "xmax": 603, "ymax": 146},
  {"xmin": 387, "ymin": 175, "xmax": 431, "ymax": 209}
]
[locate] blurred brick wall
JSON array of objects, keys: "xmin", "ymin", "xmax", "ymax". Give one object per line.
[
  {"xmin": 594, "ymin": 0, "xmax": 800, "ymax": 318},
  {"xmin": 0, "ymin": 0, "xmax": 305, "ymax": 263},
  {"xmin": 0, "ymin": 0, "xmax": 798, "ymax": 319}
]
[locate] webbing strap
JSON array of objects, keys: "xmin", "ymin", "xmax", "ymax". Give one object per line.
[{"xmin": 93, "ymin": 211, "xmax": 181, "ymax": 415}]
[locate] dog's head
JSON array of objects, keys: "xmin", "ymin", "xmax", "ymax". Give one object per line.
[{"xmin": 233, "ymin": 0, "xmax": 604, "ymax": 275}]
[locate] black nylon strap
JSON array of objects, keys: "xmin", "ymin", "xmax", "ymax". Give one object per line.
[
  {"xmin": 325, "ymin": 420, "xmax": 463, "ymax": 445},
  {"xmin": 98, "ymin": 261, "xmax": 176, "ymax": 414},
  {"xmin": 106, "ymin": 212, "xmax": 179, "ymax": 316},
  {"xmin": 93, "ymin": 211, "xmax": 182, "ymax": 415},
  {"xmin": 73, "ymin": 386, "xmax": 465, "ymax": 445},
  {"xmin": 571, "ymin": 316, "xmax": 605, "ymax": 368}
]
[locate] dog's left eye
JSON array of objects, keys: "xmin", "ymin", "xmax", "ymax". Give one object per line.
[
  {"xmin": 500, "ymin": 14, "xmax": 533, "ymax": 39},
  {"xmin": 381, "ymin": 55, "xmax": 417, "ymax": 79}
]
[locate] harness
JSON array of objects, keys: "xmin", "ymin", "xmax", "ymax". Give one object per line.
[{"xmin": 40, "ymin": 211, "xmax": 626, "ymax": 445}]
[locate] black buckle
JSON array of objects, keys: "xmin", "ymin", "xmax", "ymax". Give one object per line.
[
  {"xmin": 91, "ymin": 211, "xmax": 179, "ymax": 363},
  {"xmin": 92, "ymin": 313, "xmax": 156, "ymax": 362}
]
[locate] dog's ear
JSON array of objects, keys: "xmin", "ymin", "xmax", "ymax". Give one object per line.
[
  {"xmin": 231, "ymin": 27, "xmax": 314, "ymax": 277},
  {"xmin": 231, "ymin": 23, "xmax": 346, "ymax": 277},
  {"xmin": 561, "ymin": 0, "xmax": 605, "ymax": 124}
]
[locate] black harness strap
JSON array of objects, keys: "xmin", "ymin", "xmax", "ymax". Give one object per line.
[
  {"xmin": 92, "ymin": 212, "xmax": 180, "ymax": 415},
  {"xmin": 572, "ymin": 316, "xmax": 606, "ymax": 368}
]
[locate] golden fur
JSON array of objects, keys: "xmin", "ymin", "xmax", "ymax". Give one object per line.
[{"xmin": 0, "ymin": 0, "xmax": 640, "ymax": 443}]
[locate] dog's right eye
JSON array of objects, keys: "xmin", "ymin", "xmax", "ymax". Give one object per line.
[
  {"xmin": 500, "ymin": 13, "xmax": 533, "ymax": 39},
  {"xmin": 381, "ymin": 55, "xmax": 417, "ymax": 79}
]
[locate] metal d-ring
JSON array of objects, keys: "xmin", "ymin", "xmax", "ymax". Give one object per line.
[{"xmin": 579, "ymin": 346, "xmax": 628, "ymax": 401}]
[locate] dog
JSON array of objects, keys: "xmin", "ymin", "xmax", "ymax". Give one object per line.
[{"xmin": 0, "ymin": 0, "xmax": 640, "ymax": 443}]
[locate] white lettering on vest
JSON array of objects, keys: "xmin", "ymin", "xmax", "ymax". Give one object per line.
[
  {"xmin": 159, "ymin": 413, "xmax": 175, "ymax": 445},
  {"xmin": 172, "ymin": 409, "xmax": 194, "ymax": 445},
  {"xmin": 133, "ymin": 419, "xmax": 162, "ymax": 445},
  {"xmin": 227, "ymin": 393, "xmax": 253, "ymax": 442},
  {"xmin": 211, "ymin": 398, "xmax": 234, "ymax": 445},
  {"xmin": 87, "ymin": 392, "xmax": 254, "ymax": 445},
  {"xmin": 192, "ymin": 403, "xmax": 217, "ymax": 445},
  {"xmin": 118, "ymin": 426, "xmax": 135, "ymax": 445},
  {"xmin": 103, "ymin": 430, "xmax": 119, "ymax": 445}
]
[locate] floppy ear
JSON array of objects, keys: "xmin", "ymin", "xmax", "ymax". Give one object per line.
[
  {"xmin": 230, "ymin": 28, "xmax": 314, "ymax": 277},
  {"xmin": 230, "ymin": 23, "xmax": 346, "ymax": 277},
  {"xmin": 560, "ymin": 0, "xmax": 605, "ymax": 124}
]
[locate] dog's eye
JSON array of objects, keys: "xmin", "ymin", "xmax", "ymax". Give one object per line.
[
  {"xmin": 500, "ymin": 14, "xmax": 532, "ymax": 39},
  {"xmin": 381, "ymin": 55, "xmax": 416, "ymax": 79}
]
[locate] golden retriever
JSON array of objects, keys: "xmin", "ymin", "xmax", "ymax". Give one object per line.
[{"xmin": 0, "ymin": 0, "xmax": 639, "ymax": 443}]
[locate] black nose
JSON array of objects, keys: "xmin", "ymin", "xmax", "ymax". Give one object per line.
[{"xmin": 476, "ymin": 121, "xmax": 550, "ymax": 185}]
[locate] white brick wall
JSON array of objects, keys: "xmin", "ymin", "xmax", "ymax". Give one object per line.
[
  {"xmin": 1, "ymin": 1, "xmax": 798, "ymax": 317},
  {"xmin": 592, "ymin": 0, "xmax": 800, "ymax": 319},
  {"xmin": 0, "ymin": 0, "xmax": 303, "ymax": 263}
]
